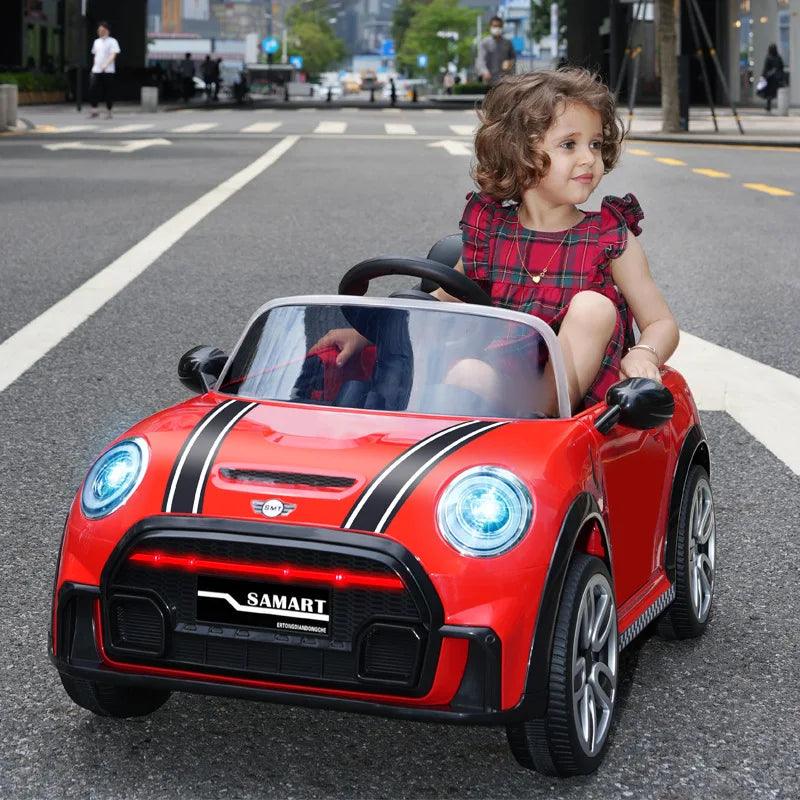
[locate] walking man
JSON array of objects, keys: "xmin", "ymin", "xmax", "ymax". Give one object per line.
[
  {"xmin": 89, "ymin": 21, "xmax": 120, "ymax": 118},
  {"xmin": 475, "ymin": 16, "xmax": 515, "ymax": 85},
  {"xmin": 180, "ymin": 53, "xmax": 196, "ymax": 104}
]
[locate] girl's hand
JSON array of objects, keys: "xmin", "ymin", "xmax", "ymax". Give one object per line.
[
  {"xmin": 619, "ymin": 351, "xmax": 662, "ymax": 383},
  {"xmin": 309, "ymin": 328, "xmax": 369, "ymax": 367}
]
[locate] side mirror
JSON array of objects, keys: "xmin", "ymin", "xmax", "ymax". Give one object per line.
[
  {"xmin": 178, "ymin": 346, "xmax": 228, "ymax": 394},
  {"xmin": 594, "ymin": 377, "xmax": 674, "ymax": 434}
]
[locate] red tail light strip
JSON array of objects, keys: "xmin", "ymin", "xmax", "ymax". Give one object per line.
[{"xmin": 127, "ymin": 551, "xmax": 405, "ymax": 591}]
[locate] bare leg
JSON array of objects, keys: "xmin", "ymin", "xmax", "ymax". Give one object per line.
[{"xmin": 554, "ymin": 291, "xmax": 617, "ymax": 411}]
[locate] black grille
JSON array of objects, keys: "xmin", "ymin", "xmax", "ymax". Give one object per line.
[
  {"xmin": 108, "ymin": 595, "xmax": 165, "ymax": 655},
  {"xmin": 106, "ymin": 533, "xmax": 427, "ymax": 692},
  {"xmin": 219, "ymin": 468, "xmax": 356, "ymax": 489}
]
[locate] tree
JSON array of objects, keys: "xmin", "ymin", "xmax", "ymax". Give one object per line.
[
  {"xmin": 396, "ymin": 0, "xmax": 478, "ymax": 78},
  {"xmin": 530, "ymin": 0, "xmax": 566, "ymax": 45},
  {"xmin": 285, "ymin": 0, "xmax": 346, "ymax": 81},
  {"xmin": 656, "ymin": 0, "xmax": 680, "ymax": 131},
  {"xmin": 391, "ymin": 0, "xmax": 432, "ymax": 56}
]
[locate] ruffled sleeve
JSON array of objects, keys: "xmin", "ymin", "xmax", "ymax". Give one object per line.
[
  {"xmin": 459, "ymin": 191, "xmax": 498, "ymax": 290},
  {"xmin": 598, "ymin": 193, "xmax": 644, "ymax": 260}
]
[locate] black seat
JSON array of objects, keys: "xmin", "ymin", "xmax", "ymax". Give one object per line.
[{"xmin": 418, "ymin": 234, "xmax": 462, "ymax": 293}]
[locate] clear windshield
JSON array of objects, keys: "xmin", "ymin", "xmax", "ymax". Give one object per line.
[{"xmin": 218, "ymin": 301, "xmax": 568, "ymax": 419}]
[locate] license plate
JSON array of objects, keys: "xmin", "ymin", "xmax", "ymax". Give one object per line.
[{"xmin": 197, "ymin": 575, "xmax": 331, "ymax": 636}]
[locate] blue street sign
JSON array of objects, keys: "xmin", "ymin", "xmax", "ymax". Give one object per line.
[
  {"xmin": 261, "ymin": 36, "xmax": 280, "ymax": 55},
  {"xmin": 381, "ymin": 39, "xmax": 395, "ymax": 56},
  {"xmin": 417, "ymin": 54, "xmax": 428, "ymax": 68},
  {"xmin": 289, "ymin": 55, "xmax": 304, "ymax": 69}
]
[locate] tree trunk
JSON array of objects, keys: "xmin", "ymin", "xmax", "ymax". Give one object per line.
[{"xmin": 656, "ymin": 0, "xmax": 681, "ymax": 132}]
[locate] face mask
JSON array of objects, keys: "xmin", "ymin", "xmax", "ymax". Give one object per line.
[{"xmin": 490, "ymin": 27, "xmax": 503, "ymax": 35}]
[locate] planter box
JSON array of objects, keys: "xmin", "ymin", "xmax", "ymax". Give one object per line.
[{"xmin": 18, "ymin": 90, "xmax": 66, "ymax": 105}]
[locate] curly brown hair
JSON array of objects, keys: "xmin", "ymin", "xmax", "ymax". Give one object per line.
[{"xmin": 472, "ymin": 68, "xmax": 624, "ymax": 202}]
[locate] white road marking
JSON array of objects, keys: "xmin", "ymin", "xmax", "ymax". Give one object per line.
[
  {"xmin": 170, "ymin": 122, "xmax": 218, "ymax": 133},
  {"xmin": 382, "ymin": 108, "xmax": 401, "ymax": 114},
  {"xmin": 668, "ymin": 331, "xmax": 800, "ymax": 476},
  {"xmin": 0, "ymin": 136, "xmax": 299, "ymax": 394},
  {"xmin": 297, "ymin": 108, "xmax": 316, "ymax": 113},
  {"xmin": 240, "ymin": 121, "xmax": 283, "ymax": 133},
  {"xmin": 42, "ymin": 138, "xmax": 171, "ymax": 153},
  {"xmin": 385, "ymin": 123, "xmax": 416, "ymax": 135},
  {"xmin": 314, "ymin": 121, "xmax": 347, "ymax": 134},
  {"xmin": 449, "ymin": 124, "xmax": 475, "ymax": 136},
  {"xmin": 428, "ymin": 139, "xmax": 472, "ymax": 156},
  {"xmin": 52, "ymin": 124, "xmax": 98, "ymax": 133},
  {"xmin": 424, "ymin": 109, "xmax": 443, "ymax": 114},
  {"xmin": 104, "ymin": 123, "xmax": 156, "ymax": 133}
]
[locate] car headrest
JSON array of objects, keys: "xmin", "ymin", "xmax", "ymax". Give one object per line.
[{"xmin": 419, "ymin": 234, "xmax": 462, "ymax": 293}]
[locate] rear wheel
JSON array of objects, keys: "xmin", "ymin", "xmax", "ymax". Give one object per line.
[
  {"xmin": 506, "ymin": 554, "xmax": 618, "ymax": 776},
  {"xmin": 659, "ymin": 464, "xmax": 715, "ymax": 639},
  {"xmin": 59, "ymin": 673, "xmax": 170, "ymax": 718}
]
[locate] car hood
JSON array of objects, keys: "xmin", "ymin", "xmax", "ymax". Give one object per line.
[{"xmin": 126, "ymin": 393, "xmax": 523, "ymax": 532}]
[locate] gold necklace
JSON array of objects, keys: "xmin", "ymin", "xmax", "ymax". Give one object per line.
[{"xmin": 513, "ymin": 219, "xmax": 571, "ymax": 284}]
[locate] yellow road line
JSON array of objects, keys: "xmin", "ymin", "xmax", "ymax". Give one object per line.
[
  {"xmin": 692, "ymin": 168, "xmax": 730, "ymax": 178},
  {"xmin": 742, "ymin": 182, "xmax": 795, "ymax": 197},
  {"xmin": 655, "ymin": 156, "xmax": 687, "ymax": 166},
  {"xmin": 34, "ymin": 124, "xmax": 58, "ymax": 132},
  {"xmin": 626, "ymin": 147, "xmax": 653, "ymax": 156}
]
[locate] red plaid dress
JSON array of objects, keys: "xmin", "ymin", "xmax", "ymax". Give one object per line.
[{"xmin": 459, "ymin": 191, "xmax": 644, "ymax": 409}]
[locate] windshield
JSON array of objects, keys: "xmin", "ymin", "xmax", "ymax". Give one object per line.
[{"xmin": 218, "ymin": 300, "xmax": 569, "ymax": 419}]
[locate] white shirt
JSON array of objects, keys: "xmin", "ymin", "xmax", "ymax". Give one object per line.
[{"xmin": 91, "ymin": 36, "xmax": 121, "ymax": 74}]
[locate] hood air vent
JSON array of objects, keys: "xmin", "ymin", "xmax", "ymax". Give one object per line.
[{"xmin": 219, "ymin": 468, "xmax": 356, "ymax": 489}]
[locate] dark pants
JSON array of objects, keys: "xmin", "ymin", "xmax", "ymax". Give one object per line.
[
  {"xmin": 182, "ymin": 77, "xmax": 194, "ymax": 103},
  {"xmin": 89, "ymin": 73, "xmax": 114, "ymax": 110}
]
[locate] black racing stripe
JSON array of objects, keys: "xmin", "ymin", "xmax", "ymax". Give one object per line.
[
  {"xmin": 163, "ymin": 400, "xmax": 253, "ymax": 514},
  {"xmin": 344, "ymin": 420, "xmax": 504, "ymax": 532}
]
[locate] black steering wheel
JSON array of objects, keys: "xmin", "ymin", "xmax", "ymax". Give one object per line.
[{"xmin": 338, "ymin": 257, "xmax": 492, "ymax": 306}]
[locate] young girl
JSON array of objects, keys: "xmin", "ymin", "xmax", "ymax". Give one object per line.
[
  {"xmin": 431, "ymin": 67, "xmax": 679, "ymax": 414},
  {"xmin": 319, "ymin": 68, "xmax": 678, "ymax": 415}
]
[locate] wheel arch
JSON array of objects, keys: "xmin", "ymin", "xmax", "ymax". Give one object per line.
[
  {"xmin": 665, "ymin": 425, "xmax": 709, "ymax": 583},
  {"xmin": 520, "ymin": 492, "xmax": 609, "ymax": 718}
]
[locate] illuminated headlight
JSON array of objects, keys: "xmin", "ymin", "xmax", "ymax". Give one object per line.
[
  {"xmin": 437, "ymin": 466, "xmax": 532, "ymax": 557},
  {"xmin": 81, "ymin": 438, "xmax": 148, "ymax": 519}
]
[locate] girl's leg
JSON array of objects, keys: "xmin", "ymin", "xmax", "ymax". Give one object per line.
[{"xmin": 554, "ymin": 291, "xmax": 617, "ymax": 411}]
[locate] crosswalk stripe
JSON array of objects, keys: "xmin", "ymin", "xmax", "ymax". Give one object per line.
[
  {"xmin": 385, "ymin": 123, "xmax": 416, "ymax": 135},
  {"xmin": 240, "ymin": 122, "xmax": 283, "ymax": 133},
  {"xmin": 170, "ymin": 122, "xmax": 218, "ymax": 133},
  {"xmin": 53, "ymin": 125, "xmax": 98, "ymax": 133},
  {"xmin": 104, "ymin": 124, "xmax": 155, "ymax": 133},
  {"xmin": 449, "ymin": 124, "xmax": 475, "ymax": 136},
  {"xmin": 314, "ymin": 121, "xmax": 347, "ymax": 134}
]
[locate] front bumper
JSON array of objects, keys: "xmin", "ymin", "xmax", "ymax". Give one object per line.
[{"xmin": 52, "ymin": 516, "xmax": 522, "ymax": 724}]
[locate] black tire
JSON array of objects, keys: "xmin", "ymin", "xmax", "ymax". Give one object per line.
[
  {"xmin": 658, "ymin": 464, "xmax": 715, "ymax": 639},
  {"xmin": 506, "ymin": 554, "xmax": 618, "ymax": 776},
  {"xmin": 59, "ymin": 673, "xmax": 170, "ymax": 718}
]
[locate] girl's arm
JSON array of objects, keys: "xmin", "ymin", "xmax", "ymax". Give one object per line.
[
  {"xmin": 430, "ymin": 258, "xmax": 466, "ymax": 302},
  {"xmin": 611, "ymin": 235, "xmax": 680, "ymax": 382}
]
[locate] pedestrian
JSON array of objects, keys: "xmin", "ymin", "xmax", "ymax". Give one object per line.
[
  {"xmin": 212, "ymin": 57, "xmax": 222, "ymax": 101},
  {"xmin": 180, "ymin": 52, "xmax": 196, "ymax": 104},
  {"xmin": 201, "ymin": 55, "xmax": 214, "ymax": 101},
  {"xmin": 475, "ymin": 16, "xmax": 516, "ymax": 85},
  {"xmin": 88, "ymin": 21, "xmax": 120, "ymax": 119},
  {"xmin": 443, "ymin": 71, "xmax": 455, "ymax": 95},
  {"xmin": 760, "ymin": 43, "xmax": 786, "ymax": 113}
]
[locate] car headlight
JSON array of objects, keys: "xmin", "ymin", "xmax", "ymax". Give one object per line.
[
  {"xmin": 437, "ymin": 466, "xmax": 532, "ymax": 557},
  {"xmin": 81, "ymin": 438, "xmax": 148, "ymax": 519}
]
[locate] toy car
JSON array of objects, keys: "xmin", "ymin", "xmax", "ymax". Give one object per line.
[{"xmin": 50, "ymin": 243, "xmax": 716, "ymax": 777}]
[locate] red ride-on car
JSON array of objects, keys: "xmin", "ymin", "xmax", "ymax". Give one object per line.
[{"xmin": 50, "ymin": 249, "xmax": 716, "ymax": 777}]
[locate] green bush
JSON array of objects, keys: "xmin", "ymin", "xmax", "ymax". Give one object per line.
[
  {"xmin": 452, "ymin": 81, "xmax": 489, "ymax": 95},
  {"xmin": 0, "ymin": 72, "xmax": 66, "ymax": 92}
]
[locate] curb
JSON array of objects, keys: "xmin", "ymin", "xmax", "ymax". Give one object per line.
[{"xmin": 626, "ymin": 132, "xmax": 800, "ymax": 148}]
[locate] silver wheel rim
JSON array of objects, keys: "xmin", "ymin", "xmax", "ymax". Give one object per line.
[
  {"xmin": 688, "ymin": 477, "xmax": 715, "ymax": 622},
  {"xmin": 571, "ymin": 573, "xmax": 617, "ymax": 757}
]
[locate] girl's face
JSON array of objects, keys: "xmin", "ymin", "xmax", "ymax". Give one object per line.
[{"xmin": 534, "ymin": 101, "xmax": 605, "ymax": 206}]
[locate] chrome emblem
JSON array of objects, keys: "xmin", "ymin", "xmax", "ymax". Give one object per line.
[{"xmin": 252, "ymin": 498, "xmax": 296, "ymax": 518}]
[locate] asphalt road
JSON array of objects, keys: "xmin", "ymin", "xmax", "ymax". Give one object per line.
[{"xmin": 1, "ymin": 108, "xmax": 798, "ymax": 799}]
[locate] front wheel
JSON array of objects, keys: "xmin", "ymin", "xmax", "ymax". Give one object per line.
[
  {"xmin": 506, "ymin": 554, "xmax": 618, "ymax": 776},
  {"xmin": 60, "ymin": 673, "xmax": 170, "ymax": 718}
]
